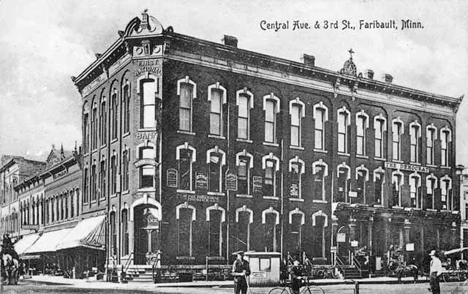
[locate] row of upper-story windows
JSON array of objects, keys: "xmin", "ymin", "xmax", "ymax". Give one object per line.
[
  {"xmin": 83, "ymin": 145, "xmax": 154, "ymax": 204},
  {"xmin": 176, "ymin": 77, "xmax": 453, "ymax": 167},
  {"xmin": 171, "ymin": 143, "xmax": 454, "ymax": 212},
  {"xmin": 0, "ymin": 212, "xmax": 19, "ymax": 234}
]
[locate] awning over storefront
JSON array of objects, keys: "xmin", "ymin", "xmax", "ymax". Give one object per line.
[
  {"xmin": 23, "ymin": 228, "xmax": 73, "ymax": 254},
  {"xmin": 15, "ymin": 233, "xmax": 40, "ymax": 255},
  {"xmin": 56, "ymin": 215, "xmax": 106, "ymax": 251}
]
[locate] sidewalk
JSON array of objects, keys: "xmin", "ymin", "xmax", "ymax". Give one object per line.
[{"xmin": 24, "ymin": 274, "xmax": 432, "ymax": 290}]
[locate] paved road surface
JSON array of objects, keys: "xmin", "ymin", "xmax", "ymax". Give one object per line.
[{"xmin": 2, "ymin": 280, "xmax": 467, "ymax": 293}]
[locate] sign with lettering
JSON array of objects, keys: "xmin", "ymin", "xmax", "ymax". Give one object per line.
[
  {"xmin": 166, "ymin": 169, "xmax": 178, "ymax": 188},
  {"xmin": 225, "ymin": 172, "xmax": 238, "ymax": 191},
  {"xmin": 134, "ymin": 59, "xmax": 162, "ymax": 77},
  {"xmin": 384, "ymin": 162, "xmax": 429, "ymax": 173},
  {"xmin": 53, "ymin": 169, "xmax": 68, "ymax": 180},
  {"xmin": 136, "ymin": 131, "xmax": 157, "ymax": 140},
  {"xmin": 337, "ymin": 233, "xmax": 346, "ymax": 243},
  {"xmin": 290, "ymin": 183, "xmax": 299, "ymax": 197},
  {"xmin": 195, "ymin": 172, "xmax": 208, "ymax": 190},
  {"xmin": 177, "ymin": 194, "xmax": 220, "ymax": 203},
  {"xmin": 348, "ymin": 191, "xmax": 357, "ymax": 198},
  {"xmin": 253, "ymin": 176, "xmax": 263, "ymax": 194}
]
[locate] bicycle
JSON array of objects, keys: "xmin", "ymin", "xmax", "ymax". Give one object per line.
[{"xmin": 268, "ymin": 276, "xmax": 325, "ymax": 294}]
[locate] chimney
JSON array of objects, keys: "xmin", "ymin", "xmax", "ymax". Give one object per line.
[
  {"xmin": 383, "ymin": 73, "xmax": 393, "ymax": 83},
  {"xmin": 302, "ymin": 54, "xmax": 315, "ymax": 67},
  {"xmin": 365, "ymin": 69, "xmax": 374, "ymax": 80},
  {"xmin": 223, "ymin": 35, "xmax": 238, "ymax": 47}
]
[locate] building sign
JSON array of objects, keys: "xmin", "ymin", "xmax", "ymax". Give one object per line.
[
  {"xmin": 348, "ymin": 191, "xmax": 357, "ymax": 198},
  {"xmin": 253, "ymin": 176, "xmax": 263, "ymax": 194},
  {"xmin": 337, "ymin": 233, "xmax": 346, "ymax": 243},
  {"xmin": 406, "ymin": 243, "xmax": 415, "ymax": 252},
  {"xmin": 53, "ymin": 169, "xmax": 68, "ymax": 180},
  {"xmin": 385, "ymin": 162, "xmax": 429, "ymax": 173},
  {"xmin": 350, "ymin": 240, "xmax": 359, "ymax": 247},
  {"xmin": 195, "ymin": 172, "xmax": 208, "ymax": 190},
  {"xmin": 226, "ymin": 172, "xmax": 238, "ymax": 191},
  {"xmin": 290, "ymin": 183, "xmax": 299, "ymax": 197},
  {"xmin": 166, "ymin": 169, "xmax": 178, "ymax": 188},
  {"xmin": 177, "ymin": 194, "xmax": 220, "ymax": 203},
  {"xmin": 136, "ymin": 131, "xmax": 157, "ymax": 140},
  {"xmin": 143, "ymin": 208, "xmax": 160, "ymax": 230},
  {"xmin": 134, "ymin": 59, "xmax": 162, "ymax": 77}
]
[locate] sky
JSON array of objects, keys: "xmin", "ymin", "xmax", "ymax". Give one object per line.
[{"xmin": 0, "ymin": 0, "xmax": 467, "ymax": 164}]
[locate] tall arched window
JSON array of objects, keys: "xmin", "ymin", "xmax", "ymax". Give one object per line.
[
  {"xmin": 312, "ymin": 211, "xmax": 328, "ymax": 258},
  {"xmin": 410, "ymin": 121, "xmax": 421, "ymax": 163},
  {"xmin": 91, "ymin": 102, "xmax": 98, "ymax": 150},
  {"xmin": 122, "ymin": 149, "xmax": 130, "ymax": 191},
  {"xmin": 100, "ymin": 159, "xmax": 106, "ymax": 199},
  {"xmin": 83, "ymin": 102, "xmax": 90, "ymax": 152},
  {"xmin": 312, "ymin": 160, "xmax": 328, "ymax": 201},
  {"xmin": 391, "ymin": 171, "xmax": 404, "ymax": 207},
  {"xmin": 236, "ymin": 206, "xmax": 252, "ymax": 252},
  {"xmin": 374, "ymin": 114, "xmax": 386, "ymax": 159},
  {"xmin": 264, "ymin": 94, "xmax": 280, "ymax": 144},
  {"xmin": 289, "ymin": 157, "xmax": 305, "ymax": 199},
  {"xmin": 207, "ymin": 205, "xmax": 225, "ymax": 257},
  {"xmin": 177, "ymin": 77, "xmax": 196, "ymax": 132},
  {"xmin": 110, "ymin": 211, "xmax": 117, "ymax": 255},
  {"xmin": 236, "ymin": 150, "xmax": 253, "ymax": 196},
  {"xmin": 177, "ymin": 203, "xmax": 196, "ymax": 256},
  {"xmin": 208, "ymin": 84, "xmax": 226, "ymax": 136},
  {"xmin": 123, "ymin": 81, "xmax": 131, "ymax": 133},
  {"xmin": 440, "ymin": 127, "xmax": 451, "ymax": 167},
  {"xmin": 392, "ymin": 118, "xmax": 404, "ymax": 161},
  {"xmin": 262, "ymin": 208, "xmax": 279, "ymax": 252},
  {"xmin": 111, "ymin": 90, "xmax": 118, "ymax": 139},
  {"xmin": 176, "ymin": 143, "xmax": 196, "ymax": 191},
  {"xmin": 313, "ymin": 102, "xmax": 328, "ymax": 151},
  {"xmin": 426, "ymin": 174, "xmax": 437, "ymax": 210},
  {"xmin": 122, "ymin": 209, "xmax": 129, "ymax": 256},
  {"xmin": 100, "ymin": 95, "xmax": 107, "ymax": 146},
  {"xmin": 83, "ymin": 167, "xmax": 89, "ymax": 203},
  {"xmin": 91, "ymin": 164, "xmax": 97, "ymax": 201},
  {"xmin": 337, "ymin": 107, "xmax": 350, "ymax": 154},
  {"xmin": 207, "ymin": 147, "xmax": 226, "ymax": 193},
  {"xmin": 110, "ymin": 155, "xmax": 117, "ymax": 194},
  {"xmin": 139, "ymin": 147, "xmax": 155, "ymax": 189},
  {"xmin": 337, "ymin": 163, "xmax": 350, "ymax": 203},
  {"xmin": 237, "ymin": 89, "xmax": 254, "ymax": 140},
  {"xmin": 262, "ymin": 154, "xmax": 280, "ymax": 197},
  {"xmin": 356, "ymin": 111, "xmax": 369, "ymax": 156},
  {"xmin": 426, "ymin": 124, "xmax": 437, "ymax": 165},
  {"xmin": 290, "ymin": 98, "xmax": 305, "ymax": 147},
  {"xmin": 289, "ymin": 209, "xmax": 305, "ymax": 254},
  {"xmin": 440, "ymin": 176, "xmax": 452, "ymax": 210},
  {"xmin": 141, "ymin": 79, "xmax": 156, "ymax": 129},
  {"xmin": 356, "ymin": 165, "xmax": 369, "ymax": 204},
  {"xmin": 409, "ymin": 173, "xmax": 421, "ymax": 208}
]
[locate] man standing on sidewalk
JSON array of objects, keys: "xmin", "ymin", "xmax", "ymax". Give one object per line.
[
  {"xmin": 232, "ymin": 251, "xmax": 251, "ymax": 294},
  {"xmin": 429, "ymin": 250, "xmax": 443, "ymax": 293}
]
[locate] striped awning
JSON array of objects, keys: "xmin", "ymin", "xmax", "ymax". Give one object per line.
[
  {"xmin": 56, "ymin": 215, "xmax": 106, "ymax": 250},
  {"xmin": 23, "ymin": 228, "xmax": 74, "ymax": 254}
]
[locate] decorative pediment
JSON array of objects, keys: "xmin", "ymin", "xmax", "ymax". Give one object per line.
[
  {"xmin": 122, "ymin": 9, "xmax": 164, "ymax": 38},
  {"xmin": 340, "ymin": 48, "xmax": 357, "ymax": 76}
]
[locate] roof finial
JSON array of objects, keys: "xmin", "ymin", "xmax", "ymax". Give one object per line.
[{"xmin": 349, "ymin": 48, "xmax": 354, "ymax": 60}]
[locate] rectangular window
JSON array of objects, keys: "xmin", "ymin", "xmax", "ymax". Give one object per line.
[
  {"xmin": 427, "ymin": 128, "xmax": 435, "ymax": 165},
  {"xmin": 209, "ymin": 210, "xmax": 222, "ymax": 256},
  {"xmin": 140, "ymin": 166, "xmax": 154, "ymax": 188},
  {"xmin": 91, "ymin": 165, "xmax": 97, "ymax": 201},
  {"xmin": 178, "ymin": 208, "xmax": 193, "ymax": 256},
  {"xmin": 290, "ymin": 214, "xmax": 302, "ymax": 253},
  {"xmin": 356, "ymin": 169, "xmax": 367, "ymax": 202},
  {"xmin": 337, "ymin": 168, "xmax": 349, "ymax": 202},
  {"xmin": 338, "ymin": 112, "xmax": 348, "ymax": 153},
  {"xmin": 236, "ymin": 212, "xmax": 250, "ymax": 252},
  {"xmin": 290, "ymin": 104, "xmax": 301, "ymax": 147},
  {"xmin": 110, "ymin": 212, "xmax": 116, "ymax": 255},
  {"xmin": 123, "ymin": 85, "xmax": 130, "ymax": 133},
  {"xmin": 375, "ymin": 119, "xmax": 384, "ymax": 158},
  {"xmin": 122, "ymin": 210, "xmax": 129, "ymax": 256},
  {"xmin": 290, "ymin": 162, "xmax": 301, "ymax": 198},
  {"xmin": 179, "ymin": 83, "xmax": 193, "ymax": 131},
  {"xmin": 238, "ymin": 95, "xmax": 249, "ymax": 140},
  {"xmin": 210, "ymin": 89, "xmax": 222, "ymax": 136},
  {"xmin": 426, "ymin": 178, "xmax": 435, "ymax": 209},
  {"xmin": 84, "ymin": 114, "xmax": 89, "ymax": 152},
  {"xmin": 83, "ymin": 168, "xmax": 88, "ymax": 203},
  {"xmin": 111, "ymin": 156, "xmax": 116, "ymax": 194},
  {"xmin": 264, "ymin": 160, "xmax": 275, "ymax": 197},
  {"xmin": 410, "ymin": 176, "xmax": 419, "ymax": 208},
  {"xmin": 314, "ymin": 108, "xmax": 325, "ymax": 150},
  {"xmin": 92, "ymin": 108, "xmax": 97, "ymax": 150},
  {"xmin": 441, "ymin": 131, "xmax": 449, "ymax": 166},
  {"xmin": 313, "ymin": 165, "xmax": 325, "ymax": 201},
  {"xmin": 70, "ymin": 191, "xmax": 74, "ymax": 218},
  {"xmin": 264, "ymin": 213, "xmax": 277, "ymax": 252},
  {"xmin": 392, "ymin": 122, "xmax": 402, "ymax": 161},
  {"xmin": 123, "ymin": 150, "xmax": 129, "ymax": 191},
  {"xmin": 238, "ymin": 157, "xmax": 249, "ymax": 195},
  {"xmin": 410, "ymin": 125, "xmax": 419, "ymax": 163},
  {"xmin": 356, "ymin": 115, "xmax": 366, "ymax": 156},
  {"xmin": 392, "ymin": 174, "xmax": 402, "ymax": 207},
  {"xmin": 100, "ymin": 160, "xmax": 106, "ymax": 199},
  {"xmin": 101, "ymin": 102, "xmax": 107, "ymax": 145},
  {"xmin": 265, "ymin": 100, "xmax": 276, "ymax": 143},
  {"xmin": 209, "ymin": 154, "xmax": 222, "ymax": 192},
  {"xmin": 179, "ymin": 150, "xmax": 193, "ymax": 190},
  {"xmin": 142, "ymin": 80, "xmax": 156, "ymax": 129},
  {"xmin": 111, "ymin": 94, "xmax": 118, "ymax": 139}
]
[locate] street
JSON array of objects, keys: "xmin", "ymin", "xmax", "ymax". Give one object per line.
[{"xmin": 2, "ymin": 280, "xmax": 468, "ymax": 294}]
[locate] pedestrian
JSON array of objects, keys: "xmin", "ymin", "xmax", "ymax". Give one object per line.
[
  {"xmin": 232, "ymin": 251, "xmax": 251, "ymax": 294},
  {"xmin": 429, "ymin": 250, "xmax": 442, "ymax": 294},
  {"xmin": 289, "ymin": 259, "xmax": 303, "ymax": 294}
]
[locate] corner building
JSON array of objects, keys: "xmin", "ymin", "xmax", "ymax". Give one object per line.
[{"xmin": 73, "ymin": 11, "xmax": 463, "ymax": 277}]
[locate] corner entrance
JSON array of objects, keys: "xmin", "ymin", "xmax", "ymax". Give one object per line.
[{"xmin": 134, "ymin": 205, "xmax": 161, "ymax": 265}]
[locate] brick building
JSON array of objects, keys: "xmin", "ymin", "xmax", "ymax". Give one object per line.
[{"xmin": 72, "ymin": 11, "xmax": 463, "ymax": 278}]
